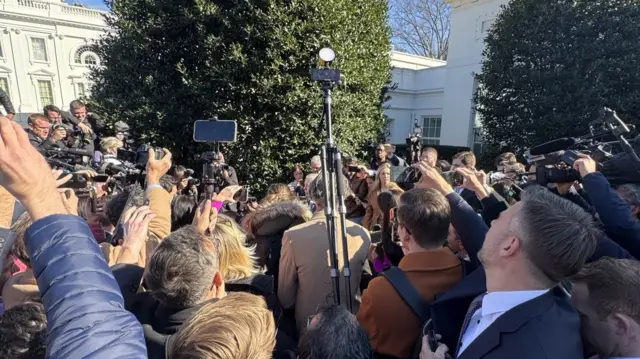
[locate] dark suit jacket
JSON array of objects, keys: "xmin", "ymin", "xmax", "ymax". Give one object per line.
[
  {"xmin": 430, "ymin": 192, "xmax": 594, "ymax": 358},
  {"xmin": 582, "ymin": 172, "xmax": 640, "ymax": 259},
  {"xmin": 460, "ymin": 188, "xmax": 483, "ymax": 213}
]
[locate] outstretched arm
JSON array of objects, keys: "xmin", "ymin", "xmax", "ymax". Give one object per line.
[{"xmin": 0, "ymin": 116, "xmax": 147, "ymax": 359}]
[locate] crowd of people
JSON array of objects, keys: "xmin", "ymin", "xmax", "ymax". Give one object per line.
[{"xmin": 1, "ymin": 96, "xmax": 640, "ymax": 359}]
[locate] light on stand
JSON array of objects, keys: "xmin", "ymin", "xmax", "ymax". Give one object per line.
[
  {"xmin": 319, "ymin": 47, "xmax": 336, "ymax": 65},
  {"xmin": 311, "ymin": 48, "xmax": 352, "ymax": 312}
]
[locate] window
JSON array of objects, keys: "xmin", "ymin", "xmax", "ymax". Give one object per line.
[
  {"xmin": 422, "ymin": 116, "xmax": 442, "ymax": 145},
  {"xmin": 74, "ymin": 45, "xmax": 99, "ymax": 66},
  {"xmin": 84, "ymin": 54, "xmax": 97, "ymax": 65},
  {"xmin": 76, "ymin": 83, "xmax": 86, "ymax": 97},
  {"xmin": 31, "ymin": 38, "xmax": 48, "ymax": 62},
  {"xmin": 37, "ymin": 80, "xmax": 54, "ymax": 106},
  {"xmin": 0, "ymin": 78, "xmax": 8, "ymax": 96}
]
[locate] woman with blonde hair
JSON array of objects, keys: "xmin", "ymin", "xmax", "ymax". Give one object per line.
[
  {"xmin": 99, "ymin": 136, "xmax": 124, "ymax": 166},
  {"xmin": 362, "ymin": 163, "xmax": 403, "ymax": 231},
  {"xmin": 260, "ymin": 183, "xmax": 296, "ymax": 207},
  {"xmin": 208, "ymin": 214, "xmax": 259, "ymax": 281}
]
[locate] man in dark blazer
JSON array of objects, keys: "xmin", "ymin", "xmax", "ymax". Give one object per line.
[
  {"xmin": 451, "ymin": 151, "xmax": 483, "ymax": 212},
  {"xmin": 413, "ymin": 163, "xmax": 600, "ymax": 359}
]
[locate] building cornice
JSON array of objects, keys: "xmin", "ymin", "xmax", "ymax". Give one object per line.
[
  {"xmin": 0, "ymin": 11, "xmax": 107, "ymax": 31},
  {"xmin": 446, "ymin": 0, "xmax": 480, "ymax": 8}
]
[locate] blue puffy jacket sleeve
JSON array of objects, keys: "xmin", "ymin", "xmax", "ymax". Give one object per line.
[{"xmin": 26, "ymin": 214, "xmax": 147, "ymax": 359}]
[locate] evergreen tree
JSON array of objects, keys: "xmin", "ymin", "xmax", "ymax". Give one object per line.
[
  {"xmin": 91, "ymin": 0, "xmax": 391, "ymax": 192},
  {"xmin": 475, "ymin": 0, "xmax": 640, "ymax": 157}
]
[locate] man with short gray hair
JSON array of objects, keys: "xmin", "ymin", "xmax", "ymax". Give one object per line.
[
  {"xmin": 310, "ymin": 155, "xmax": 322, "ymax": 173},
  {"xmin": 126, "ymin": 225, "xmax": 226, "ymax": 357},
  {"xmin": 414, "ymin": 163, "xmax": 599, "ymax": 359},
  {"xmin": 278, "ymin": 174, "xmax": 372, "ymax": 335}
]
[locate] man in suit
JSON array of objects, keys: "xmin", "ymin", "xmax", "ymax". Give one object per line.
[
  {"xmin": 451, "ymin": 151, "xmax": 483, "ymax": 212},
  {"xmin": 357, "ymin": 188, "xmax": 463, "ymax": 358},
  {"xmin": 278, "ymin": 174, "xmax": 372, "ymax": 335},
  {"xmin": 414, "ymin": 162, "xmax": 599, "ymax": 359}
]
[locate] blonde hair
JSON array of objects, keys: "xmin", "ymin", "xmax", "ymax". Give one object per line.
[
  {"xmin": 371, "ymin": 163, "xmax": 392, "ymax": 194},
  {"xmin": 100, "ymin": 137, "xmax": 123, "ymax": 154},
  {"xmin": 260, "ymin": 183, "xmax": 295, "ymax": 207},
  {"xmin": 209, "ymin": 214, "xmax": 259, "ymax": 281},
  {"xmin": 169, "ymin": 292, "xmax": 276, "ymax": 359}
]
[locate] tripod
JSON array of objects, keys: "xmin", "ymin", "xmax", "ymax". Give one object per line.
[{"xmin": 318, "ymin": 80, "xmax": 353, "ymax": 312}]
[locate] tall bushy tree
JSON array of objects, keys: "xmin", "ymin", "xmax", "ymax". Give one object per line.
[
  {"xmin": 91, "ymin": 0, "xmax": 391, "ymax": 192},
  {"xmin": 475, "ymin": 0, "xmax": 640, "ymax": 157}
]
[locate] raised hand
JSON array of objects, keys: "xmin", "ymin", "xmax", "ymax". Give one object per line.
[
  {"xmin": 455, "ymin": 167, "xmax": 489, "ymax": 199},
  {"xmin": 413, "ymin": 161, "xmax": 454, "ymax": 196},
  {"xmin": 0, "ymin": 117, "xmax": 66, "ymax": 221},
  {"xmin": 193, "ymin": 199, "xmax": 218, "ymax": 235},
  {"xmin": 146, "ymin": 148, "xmax": 172, "ymax": 185},
  {"xmin": 215, "ymin": 185, "xmax": 242, "ymax": 202}
]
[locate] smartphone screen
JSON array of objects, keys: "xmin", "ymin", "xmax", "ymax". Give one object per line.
[{"xmin": 193, "ymin": 120, "xmax": 237, "ymax": 143}]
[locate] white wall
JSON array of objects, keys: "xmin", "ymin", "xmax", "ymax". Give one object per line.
[
  {"xmin": 440, "ymin": 0, "xmax": 509, "ymax": 146},
  {"xmin": 0, "ymin": 0, "xmax": 107, "ymax": 121},
  {"xmin": 386, "ymin": 52, "xmax": 446, "ymax": 145}
]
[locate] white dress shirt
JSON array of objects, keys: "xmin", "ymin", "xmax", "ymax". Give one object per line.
[{"xmin": 458, "ymin": 289, "xmax": 549, "ymax": 356}]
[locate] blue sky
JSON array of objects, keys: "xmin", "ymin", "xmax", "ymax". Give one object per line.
[{"xmin": 73, "ymin": 0, "xmax": 109, "ymax": 11}]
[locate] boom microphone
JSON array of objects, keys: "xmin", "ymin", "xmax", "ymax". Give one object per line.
[{"xmin": 529, "ymin": 138, "xmax": 578, "ymax": 156}]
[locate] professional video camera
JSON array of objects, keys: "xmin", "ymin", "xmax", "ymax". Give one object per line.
[
  {"xmin": 41, "ymin": 146, "xmax": 93, "ymax": 172},
  {"xmin": 195, "ymin": 151, "xmax": 229, "ymax": 190},
  {"xmin": 525, "ymin": 107, "xmax": 639, "ymax": 186},
  {"xmin": 405, "ymin": 120, "xmax": 423, "ymax": 165},
  {"xmin": 193, "ymin": 116, "xmax": 238, "ymax": 199}
]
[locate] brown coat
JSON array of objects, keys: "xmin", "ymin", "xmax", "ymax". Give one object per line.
[
  {"xmin": 278, "ymin": 211, "xmax": 372, "ymax": 335},
  {"xmin": 357, "ymin": 248, "xmax": 463, "ymax": 358},
  {"xmin": 362, "ymin": 182, "xmax": 403, "ymax": 231},
  {"xmin": 99, "ymin": 187, "xmax": 172, "ymax": 267}
]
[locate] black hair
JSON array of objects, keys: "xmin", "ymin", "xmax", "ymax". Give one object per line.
[
  {"xmin": 171, "ymin": 195, "xmax": 198, "ymax": 231},
  {"xmin": 0, "ymin": 300, "xmax": 47, "ymax": 359},
  {"xmin": 299, "ymin": 304, "xmax": 372, "ymax": 359}
]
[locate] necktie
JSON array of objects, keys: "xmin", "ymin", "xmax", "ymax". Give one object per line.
[{"xmin": 456, "ymin": 293, "xmax": 487, "ymax": 355}]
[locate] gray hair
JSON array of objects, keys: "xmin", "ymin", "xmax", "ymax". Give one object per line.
[
  {"xmin": 307, "ymin": 173, "xmax": 353, "ymax": 205},
  {"xmin": 144, "ymin": 226, "xmax": 219, "ymax": 309},
  {"xmin": 617, "ymin": 184, "xmax": 640, "ymax": 207},
  {"xmin": 299, "ymin": 304, "xmax": 372, "ymax": 359},
  {"xmin": 310, "ymin": 155, "xmax": 321, "ymax": 167},
  {"xmin": 516, "ymin": 185, "xmax": 599, "ymax": 283}
]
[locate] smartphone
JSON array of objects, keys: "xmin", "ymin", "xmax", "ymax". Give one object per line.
[
  {"xmin": 58, "ymin": 173, "xmax": 90, "ymax": 189},
  {"xmin": 239, "ymin": 188, "xmax": 249, "ymax": 203},
  {"xmin": 93, "ymin": 174, "xmax": 110, "ymax": 183},
  {"xmin": 370, "ymin": 224, "xmax": 382, "ymax": 245},
  {"xmin": 442, "ymin": 171, "xmax": 464, "ymax": 187},
  {"xmin": 193, "ymin": 119, "xmax": 237, "ymax": 143},
  {"xmin": 348, "ymin": 165, "xmax": 359, "ymax": 173}
]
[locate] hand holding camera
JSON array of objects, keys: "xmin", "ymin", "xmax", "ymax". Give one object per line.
[{"xmin": 146, "ymin": 147, "xmax": 172, "ymax": 185}]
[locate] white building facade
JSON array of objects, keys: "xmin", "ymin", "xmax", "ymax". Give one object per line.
[
  {"xmin": 386, "ymin": 0, "xmax": 509, "ymax": 153},
  {"xmin": 0, "ymin": 0, "xmax": 106, "ymax": 120},
  {"xmin": 0, "ymin": 0, "xmax": 508, "ymax": 149}
]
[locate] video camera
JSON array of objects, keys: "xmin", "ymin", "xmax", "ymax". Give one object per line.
[
  {"xmin": 525, "ymin": 108, "xmax": 639, "ymax": 186},
  {"xmin": 192, "ymin": 116, "xmax": 237, "ymax": 198},
  {"xmin": 41, "ymin": 146, "xmax": 93, "ymax": 172}
]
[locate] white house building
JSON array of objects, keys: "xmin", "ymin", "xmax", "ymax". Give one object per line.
[
  {"xmin": 0, "ymin": 0, "xmax": 106, "ymax": 121},
  {"xmin": 0, "ymin": 0, "xmax": 508, "ymax": 150},
  {"xmin": 387, "ymin": 0, "xmax": 510, "ymax": 153}
]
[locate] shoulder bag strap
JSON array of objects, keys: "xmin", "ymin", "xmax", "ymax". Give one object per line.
[{"xmin": 382, "ymin": 267, "xmax": 430, "ymax": 323}]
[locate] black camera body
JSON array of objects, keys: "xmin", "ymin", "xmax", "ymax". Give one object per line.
[{"xmin": 134, "ymin": 144, "xmax": 164, "ymax": 168}]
